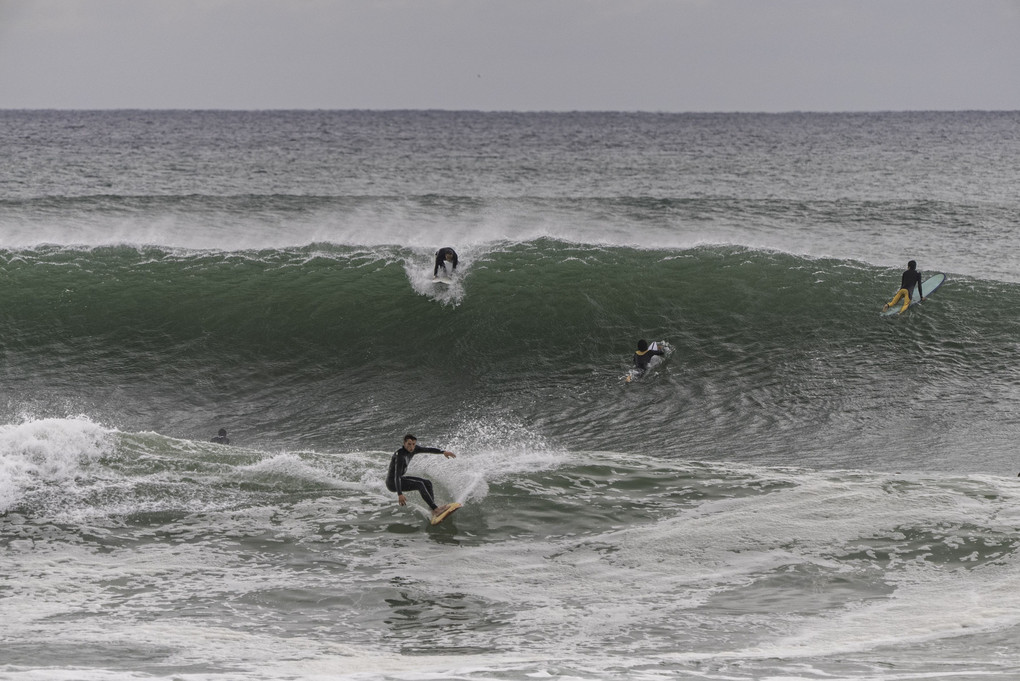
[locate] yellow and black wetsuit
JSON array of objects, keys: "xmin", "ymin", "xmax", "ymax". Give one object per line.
[
  {"xmin": 886, "ymin": 268, "xmax": 924, "ymax": 313},
  {"xmin": 633, "ymin": 346, "xmax": 665, "ymax": 374}
]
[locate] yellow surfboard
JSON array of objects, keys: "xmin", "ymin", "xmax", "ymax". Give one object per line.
[{"xmin": 430, "ymin": 503, "xmax": 462, "ymax": 526}]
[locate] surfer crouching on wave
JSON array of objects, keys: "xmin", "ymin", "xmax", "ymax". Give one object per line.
[
  {"xmin": 883, "ymin": 260, "xmax": 925, "ymax": 314},
  {"xmin": 386, "ymin": 434, "xmax": 456, "ymax": 518},
  {"xmin": 433, "ymin": 247, "xmax": 458, "ymax": 278}
]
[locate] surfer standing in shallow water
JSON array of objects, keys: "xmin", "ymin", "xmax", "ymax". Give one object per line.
[
  {"xmin": 386, "ymin": 434, "xmax": 456, "ymax": 519},
  {"xmin": 883, "ymin": 260, "xmax": 926, "ymax": 314}
]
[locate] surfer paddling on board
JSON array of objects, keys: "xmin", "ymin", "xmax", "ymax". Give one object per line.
[
  {"xmin": 386, "ymin": 434, "xmax": 457, "ymax": 519},
  {"xmin": 632, "ymin": 339, "xmax": 665, "ymax": 373},
  {"xmin": 883, "ymin": 260, "xmax": 926, "ymax": 314},
  {"xmin": 433, "ymin": 247, "xmax": 458, "ymax": 279}
]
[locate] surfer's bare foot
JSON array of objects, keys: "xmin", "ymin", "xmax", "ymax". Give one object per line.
[
  {"xmin": 432, "ymin": 505, "xmax": 449, "ymax": 516},
  {"xmin": 882, "ymin": 303, "xmax": 890, "ymax": 311}
]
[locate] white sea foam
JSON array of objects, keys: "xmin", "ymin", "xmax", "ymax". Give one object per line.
[
  {"xmin": 231, "ymin": 451, "xmax": 362, "ymax": 491},
  {"xmin": 403, "ymin": 253, "xmax": 466, "ymax": 306},
  {"xmin": 0, "ymin": 416, "xmax": 115, "ymax": 513}
]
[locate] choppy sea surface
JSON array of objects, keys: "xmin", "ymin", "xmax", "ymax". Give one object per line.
[{"xmin": 2, "ymin": 110, "xmax": 1020, "ymax": 680}]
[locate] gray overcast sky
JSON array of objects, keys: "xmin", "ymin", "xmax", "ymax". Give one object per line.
[{"xmin": 1, "ymin": 0, "xmax": 1019, "ymax": 111}]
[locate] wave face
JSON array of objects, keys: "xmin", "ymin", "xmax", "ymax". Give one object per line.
[
  {"xmin": 3, "ymin": 240, "xmax": 1018, "ymax": 473},
  {"xmin": 3, "ymin": 110, "xmax": 1020, "ymax": 681}
]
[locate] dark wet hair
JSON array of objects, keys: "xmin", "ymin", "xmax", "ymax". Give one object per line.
[
  {"xmin": 637, "ymin": 339, "xmax": 649, "ymax": 352},
  {"xmin": 908, "ymin": 260, "xmax": 916, "ymax": 269},
  {"xmin": 218, "ymin": 428, "xmax": 227, "ymax": 437},
  {"xmin": 403, "ymin": 433, "xmax": 417, "ymax": 442}
]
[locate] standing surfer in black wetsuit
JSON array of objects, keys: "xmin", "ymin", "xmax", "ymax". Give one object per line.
[
  {"xmin": 883, "ymin": 260, "xmax": 926, "ymax": 314},
  {"xmin": 386, "ymin": 434, "xmax": 456, "ymax": 519},
  {"xmin": 433, "ymin": 247, "xmax": 458, "ymax": 278}
]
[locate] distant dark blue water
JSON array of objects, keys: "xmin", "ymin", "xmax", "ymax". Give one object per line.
[{"xmin": 2, "ymin": 110, "xmax": 1020, "ymax": 681}]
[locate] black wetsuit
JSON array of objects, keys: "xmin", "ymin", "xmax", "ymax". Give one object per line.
[
  {"xmin": 386, "ymin": 445, "xmax": 444, "ymax": 510},
  {"xmin": 434, "ymin": 247, "xmax": 458, "ymax": 277},
  {"xmin": 633, "ymin": 347, "xmax": 665, "ymax": 373},
  {"xmin": 900, "ymin": 268, "xmax": 923, "ymax": 298}
]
